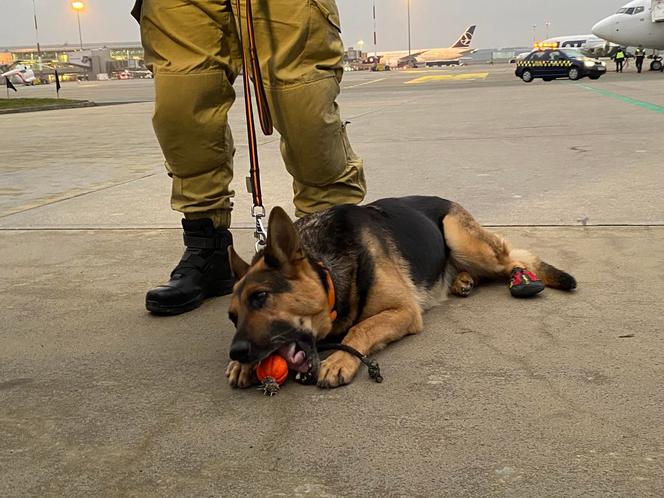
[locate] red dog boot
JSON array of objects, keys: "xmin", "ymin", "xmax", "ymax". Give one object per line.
[{"xmin": 509, "ymin": 267, "xmax": 545, "ymax": 298}]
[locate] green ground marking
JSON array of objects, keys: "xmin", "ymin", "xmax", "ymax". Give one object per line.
[{"xmin": 580, "ymin": 85, "xmax": 664, "ymax": 114}]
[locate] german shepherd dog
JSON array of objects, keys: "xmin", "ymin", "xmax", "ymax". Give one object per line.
[{"xmin": 226, "ymin": 196, "xmax": 576, "ymax": 389}]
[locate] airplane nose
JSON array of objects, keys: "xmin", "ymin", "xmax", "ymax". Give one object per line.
[{"xmin": 592, "ymin": 17, "xmax": 614, "ymax": 40}]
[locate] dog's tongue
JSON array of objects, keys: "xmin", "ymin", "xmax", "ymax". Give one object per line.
[{"xmin": 278, "ymin": 343, "xmax": 308, "ymax": 372}]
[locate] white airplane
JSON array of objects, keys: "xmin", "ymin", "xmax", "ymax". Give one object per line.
[
  {"xmin": 542, "ymin": 34, "xmax": 620, "ymax": 58},
  {"xmin": 373, "ymin": 25, "xmax": 477, "ymax": 68},
  {"xmin": 592, "ymin": 0, "xmax": 664, "ymax": 68},
  {"xmin": 1, "ymin": 64, "xmax": 37, "ymax": 85}
]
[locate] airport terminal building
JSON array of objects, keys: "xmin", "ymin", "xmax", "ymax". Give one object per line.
[
  {"xmin": 0, "ymin": 42, "xmax": 146, "ymax": 82},
  {"xmin": 2, "ymin": 40, "xmax": 533, "ymax": 83}
]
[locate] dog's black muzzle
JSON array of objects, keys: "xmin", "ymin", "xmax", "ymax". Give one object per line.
[{"xmin": 229, "ymin": 320, "xmax": 321, "ymax": 379}]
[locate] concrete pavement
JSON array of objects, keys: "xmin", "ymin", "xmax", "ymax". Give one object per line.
[{"xmin": 1, "ymin": 68, "xmax": 663, "ymax": 497}]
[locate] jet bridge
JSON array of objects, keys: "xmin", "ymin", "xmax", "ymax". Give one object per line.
[{"xmin": 653, "ymin": 0, "xmax": 664, "ymax": 22}]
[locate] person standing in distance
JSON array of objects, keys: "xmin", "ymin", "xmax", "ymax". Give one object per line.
[
  {"xmin": 635, "ymin": 46, "xmax": 646, "ymax": 74},
  {"xmin": 614, "ymin": 48, "xmax": 626, "ymax": 73}
]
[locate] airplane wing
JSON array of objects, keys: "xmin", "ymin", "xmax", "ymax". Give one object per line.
[{"xmin": 397, "ymin": 50, "xmax": 428, "ymax": 63}]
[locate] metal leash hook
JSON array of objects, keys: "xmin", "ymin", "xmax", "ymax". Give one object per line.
[
  {"xmin": 252, "ymin": 205, "xmax": 267, "ymax": 252},
  {"xmin": 237, "ymin": 0, "xmax": 273, "ymax": 254}
]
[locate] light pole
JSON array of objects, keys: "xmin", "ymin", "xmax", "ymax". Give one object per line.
[
  {"xmin": 532, "ymin": 24, "xmax": 537, "ymax": 44},
  {"xmin": 31, "ymin": 0, "xmax": 42, "ymax": 70},
  {"xmin": 71, "ymin": 1, "xmax": 85, "ymax": 50},
  {"xmin": 407, "ymin": 0, "xmax": 412, "ymax": 60},
  {"xmin": 545, "ymin": 21, "xmax": 551, "ymax": 40},
  {"xmin": 372, "ymin": 0, "xmax": 377, "ymax": 58}
]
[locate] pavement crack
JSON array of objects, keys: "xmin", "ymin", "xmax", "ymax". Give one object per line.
[
  {"xmin": 462, "ymin": 326, "xmax": 643, "ymax": 438},
  {"xmin": 0, "ymin": 173, "xmax": 157, "ymax": 220}
]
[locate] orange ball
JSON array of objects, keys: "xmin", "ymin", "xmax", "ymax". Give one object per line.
[{"xmin": 256, "ymin": 354, "xmax": 289, "ymax": 385}]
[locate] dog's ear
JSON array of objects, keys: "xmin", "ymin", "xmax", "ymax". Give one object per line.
[
  {"xmin": 228, "ymin": 246, "xmax": 250, "ymax": 280},
  {"xmin": 264, "ymin": 206, "xmax": 304, "ymax": 269}
]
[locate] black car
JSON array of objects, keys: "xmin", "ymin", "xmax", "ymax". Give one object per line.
[{"xmin": 515, "ymin": 48, "xmax": 607, "ymax": 83}]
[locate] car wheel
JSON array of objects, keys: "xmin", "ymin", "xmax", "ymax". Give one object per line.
[
  {"xmin": 650, "ymin": 60, "xmax": 662, "ymax": 71},
  {"xmin": 521, "ymin": 70, "xmax": 534, "ymax": 83},
  {"xmin": 568, "ymin": 67, "xmax": 581, "ymax": 80}
]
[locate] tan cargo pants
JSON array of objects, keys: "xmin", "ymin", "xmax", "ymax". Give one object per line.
[{"xmin": 136, "ymin": 0, "xmax": 366, "ymax": 227}]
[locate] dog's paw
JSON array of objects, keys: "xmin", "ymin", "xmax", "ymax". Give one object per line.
[
  {"xmin": 451, "ymin": 271, "xmax": 475, "ymax": 297},
  {"xmin": 317, "ymin": 351, "xmax": 361, "ymax": 389},
  {"xmin": 225, "ymin": 360, "xmax": 256, "ymax": 388}
]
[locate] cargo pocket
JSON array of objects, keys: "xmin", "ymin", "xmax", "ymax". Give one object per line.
[
  {"xmin": 310, "ymin": 0, "xmax": 342, "ymax": 32},
  {"xmin": 304, "ymin": 0, "xmax": 344, "ymax": 77}
]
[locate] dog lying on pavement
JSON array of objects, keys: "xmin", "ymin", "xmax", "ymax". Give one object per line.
[{"xmin": 225, "ymin": 196, "xmax": 576, "ymax": 389}]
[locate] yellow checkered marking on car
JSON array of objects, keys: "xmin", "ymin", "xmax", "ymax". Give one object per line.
[{"xmin": 517, "ymin": 60, "xmax": 573, "ymax": 67}]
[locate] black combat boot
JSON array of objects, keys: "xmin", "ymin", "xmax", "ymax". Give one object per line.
[{"xmin": 146, "ymin": 218, "xmax": 235, "ymax": 315}]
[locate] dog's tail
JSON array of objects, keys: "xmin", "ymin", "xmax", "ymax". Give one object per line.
[{"xmin": 509, "ymin": 249, "xmax": 577, "ymax": 290}]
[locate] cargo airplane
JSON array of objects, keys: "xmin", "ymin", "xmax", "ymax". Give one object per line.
[{"xmin": 374, "ymin": 25, "xmax": 477, "ymax": 68}]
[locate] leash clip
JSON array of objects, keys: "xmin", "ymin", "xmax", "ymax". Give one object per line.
[{"xmin": 252, "ymin": 205, "xmax": 267, "ymax": 252}]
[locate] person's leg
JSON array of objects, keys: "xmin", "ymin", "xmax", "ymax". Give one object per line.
[
  {"xmin": 234, "ymin": 0, "xmax": 366, "ymax": 217},
  {"xmin": 139, "ymin": 0, "xmax": 242, "ymax": 314}
]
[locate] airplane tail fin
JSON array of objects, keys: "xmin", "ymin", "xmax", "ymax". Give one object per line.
[{"xmin": 452, "ymin": 25, "xmax": 476, "ymax": 49}]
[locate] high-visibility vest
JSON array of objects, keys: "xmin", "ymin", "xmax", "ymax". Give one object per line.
[{"xmin": 616, "ymin": 51, "xmax": 625, "ymax": 60}]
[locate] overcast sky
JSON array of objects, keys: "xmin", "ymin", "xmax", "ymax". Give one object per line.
[{"xmin": 0, "ymin": 0, "xmax": 627, "ymax": 51}]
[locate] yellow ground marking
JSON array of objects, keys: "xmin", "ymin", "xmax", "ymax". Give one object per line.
[{"xmin": 405, "ymin": 73, "xmax": 489, "ymax": 84}]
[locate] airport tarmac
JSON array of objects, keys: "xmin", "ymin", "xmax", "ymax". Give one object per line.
[
  {"xmin": 1, "ymin": 65, "xmax": 663, "ymax": 497},
  {"xmin": 4, "ymin": 62, "xmax": 663, "ymax": 103}
]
